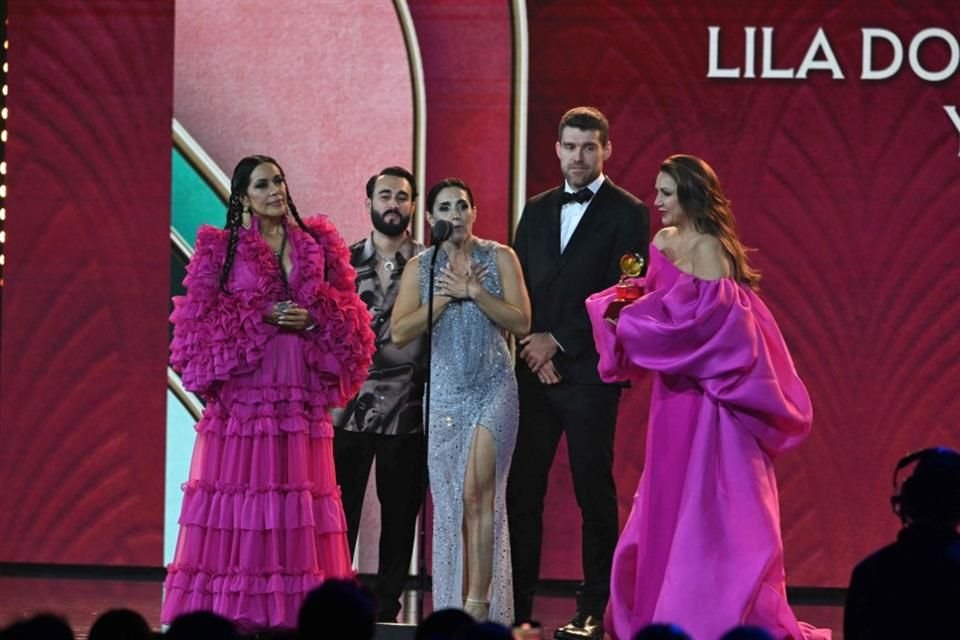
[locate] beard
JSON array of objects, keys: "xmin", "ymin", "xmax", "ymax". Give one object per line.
[
  {"xmin": 562, "ymin": 164, "xmax": 600, "ymax": 190},
  {"xmin": 370, "ymin": 206, "xmax": 410, "ymax": 237}
]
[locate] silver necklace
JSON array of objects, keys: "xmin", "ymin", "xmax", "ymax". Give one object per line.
[{"xmin": 376, "ymin": 249, "xmax": 397, "ymax": 272}]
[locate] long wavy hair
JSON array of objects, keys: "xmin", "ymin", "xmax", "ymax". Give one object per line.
[
  {"xmin": 220, "ymin": 155, "xmax": 315, "ymax": 293},
  {"xmin": 660, "ymin": 154, "xmax": 761, "ymax": 290}
]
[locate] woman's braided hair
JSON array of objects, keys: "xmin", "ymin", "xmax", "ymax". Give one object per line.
[{"xmin": 219, "ymin": 155, "xmax": 318, "ymax": 293}]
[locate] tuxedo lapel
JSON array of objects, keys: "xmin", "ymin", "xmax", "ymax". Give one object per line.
[{"xmin": 543, "ymin": 188, "xmax": 563, "ymax": 262}]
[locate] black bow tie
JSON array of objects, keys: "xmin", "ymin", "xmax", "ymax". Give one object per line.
[{"xmin": 560, "ymin": 188, "xmax": 594, "ymax": 206}]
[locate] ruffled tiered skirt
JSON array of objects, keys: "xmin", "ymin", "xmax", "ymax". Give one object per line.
[{"xmin": 162, "ymin": 334, "xmax": 353, "ymax": 629}]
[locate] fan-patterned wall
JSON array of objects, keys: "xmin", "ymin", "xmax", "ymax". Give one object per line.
[
  {"xmin": 524, "ymin": 0, "xmax": 960, "ymax": 587},
  {"xmin": 0, "ymin": 0, "xmax": 174, "ymax": 564}
]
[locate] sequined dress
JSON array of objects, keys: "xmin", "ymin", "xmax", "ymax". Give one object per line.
[{"xmin": 418, "ymin": 239, "xmax": 518, "ymax": 623}]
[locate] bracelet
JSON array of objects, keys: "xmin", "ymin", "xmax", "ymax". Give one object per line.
[{"xmin": 305, "ymin": 323, "xmax": 317, "ymax": 332}]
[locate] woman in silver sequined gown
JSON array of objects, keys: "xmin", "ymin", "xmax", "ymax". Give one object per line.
[{"xmin": 392, "ymin": 178, "xmax": 531, "ymax": 624}]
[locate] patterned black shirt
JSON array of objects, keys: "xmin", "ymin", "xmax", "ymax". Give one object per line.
[{"xmin": 332, "ymin": 233, "xmax": 427, "ymax": 435}]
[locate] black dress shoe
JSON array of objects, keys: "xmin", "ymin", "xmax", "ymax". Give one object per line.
[{"xmin": 554, "ymin": 613, "xmax": 604, "ymax": 640}]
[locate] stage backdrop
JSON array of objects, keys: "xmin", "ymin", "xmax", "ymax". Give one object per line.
[
  {"xmin": 524, "ymin": 0, "xmax": 960, "ymax": 587},
  {"xmin": 0, "ymin": 0, "xmax": 174, "ymax": 565},
  {"xmin": 2, "ymin": 0, "xmax": 957, "ymax": 595},
  {"xmin": 172, "ymin": 0, "xmax": 415, "ymax": 245},
  {"xmin": 168, "ymin": 0, "xmax": 418, "ymax": 575}
]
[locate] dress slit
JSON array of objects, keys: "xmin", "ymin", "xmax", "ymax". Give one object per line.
[{"xmin": 419, "ymin": 241, "xmax": 518, "ymax": 623}]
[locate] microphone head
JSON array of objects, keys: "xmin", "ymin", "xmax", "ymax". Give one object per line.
[{"xmin": 431, "ymin": 219, "xmax": 453, "ymax": 245}]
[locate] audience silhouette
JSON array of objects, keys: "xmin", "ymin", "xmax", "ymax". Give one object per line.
[
  {"xmin": 1, "ymin": 614, "xmax": 74, "ymax": 640},
  {"xmin": 166, "ymin": 611, "xmax": 238, "ymax": 640},
  {"xmin": 414, "ymin": 608, "xmax": 475, "ymax": 640},
  {"xmin": 297, "ymin": 578, "xmax": 376, "ymax": 640},
  {"xmin": 461, "ymin": 621, "xmax": 513, "ymax": 640},
  {"xmin": 631, "ymin": 623, "xmax": 692, "ymax": 640},
  {"xmin": 844, "ymin": 446, "xmax": 960, "ymax": 639},
  {"xmin": 89, "ymin": 609, "xmax": 152, "ymax": 640},
  {"xmin": 718, "ymin": 625, "xmax": 775, "ymax": 640}
]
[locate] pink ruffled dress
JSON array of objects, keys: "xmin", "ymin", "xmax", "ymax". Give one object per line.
[
  {"xmin": 585, "ymin": 245, "xmax": 830, "ymax": 640},
  {"xmin": 162, "ymin": 216, "xmax": 374, "ymax": 629}
]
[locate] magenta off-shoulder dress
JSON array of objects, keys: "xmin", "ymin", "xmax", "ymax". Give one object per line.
[
  {"xmin": 585, "ymin": 246, "xmax": 830, "ymax": 640},
  {"xmin": 161, "ymin": 216, "xmax": 374, "ymax": 629}
]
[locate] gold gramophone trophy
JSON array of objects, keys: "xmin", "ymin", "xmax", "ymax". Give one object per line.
[{"xmin": 604, "ymin": 252, "xmax": 645, "ymax": 320}]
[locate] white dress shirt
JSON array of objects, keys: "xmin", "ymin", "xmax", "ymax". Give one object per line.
[{"xmin": 560, "ymin": 174, "xmax": 605, "ymax": 253}]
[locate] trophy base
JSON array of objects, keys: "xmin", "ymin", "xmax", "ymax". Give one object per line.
[
  {"xmin": 604, "ymin": 298, "xmax": 631, "ymax": 321},
  {"xmin": 605, "ymin": 282, "xmax": 642, "ymax": 321}
]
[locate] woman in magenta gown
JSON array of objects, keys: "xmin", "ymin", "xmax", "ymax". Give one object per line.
[
  {"xmin": 162, "ymin": 155, "xmax": 374, "ymax": 629},
  {"xmin": 586, "ymin": 155, "xmax": 830, "ymax": 640}
]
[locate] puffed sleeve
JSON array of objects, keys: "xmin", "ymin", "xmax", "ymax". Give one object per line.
[
  {"xmin": 588, "ymin": 275, "xmax": 812, "ymax": 455},
  {"xmin": 291, "ymin": 215, "xmax": 375, "ymax": 406},
  {"xmin": 586, "ymin": 281, "xmax": 645, "ymax": 384},
  {"xmin": 170, "ymin": 226, "xmax": 279, "ymax": 396}
]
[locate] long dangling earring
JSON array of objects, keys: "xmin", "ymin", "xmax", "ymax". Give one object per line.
[{"xmin": 242, "ymin": 202, "xmax": 252, "ymax": 228}]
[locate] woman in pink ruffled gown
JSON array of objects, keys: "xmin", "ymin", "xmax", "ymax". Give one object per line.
[
  {"xmin": 585, "ymin": 155, "xmax": 830, "ymax": 640},
  {"xmin": 162, "ymin": 155, "xmax": 375, "ymax": 629}
]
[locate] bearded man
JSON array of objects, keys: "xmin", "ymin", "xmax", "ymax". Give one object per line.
[{"xmin": 332, "ymin": 166, "xmax": 426, "ymax": 622}]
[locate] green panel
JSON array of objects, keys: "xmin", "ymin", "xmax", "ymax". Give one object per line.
[
  {"xmin": 168, "ymin": 147, "xmax": 225, "ymax": 562},
  {"xmin": 172, "ymin": 147, "xmax": 227, "ymax": 248},
  {"xmin": 167, "ymin": 146, "xmax": 225, "ymax": 562},
  {"xmin": 164, "ymin": 389, "xmax": 197, "ymax": 565}
]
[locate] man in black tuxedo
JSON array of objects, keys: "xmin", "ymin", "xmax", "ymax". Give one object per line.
[{"xmin": 508, "ymin": 107, "xmax": 649, "ymax": 640}]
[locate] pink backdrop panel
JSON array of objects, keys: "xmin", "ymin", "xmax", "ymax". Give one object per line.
[
  {"xmin": 174, "ymin": 0, "xmax": 414, "ymax": 244},
  {"xmin": 174, "ymin": 0, "xmax": 417, "ymax": 576},
  {"xmin": 409, "ymin": 0, "xmax": 513, "ymax": 243},
  {"xmin": 0, "ymin": 0, "xmax": 174, "ymax": 565},
  {"xmin": 526, "ymin": 0, "xmax": 960, "ymax": 587}
]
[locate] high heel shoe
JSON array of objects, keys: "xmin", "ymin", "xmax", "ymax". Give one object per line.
[{"xmin": 464, "ymin": 598, "xmax": 490, "ymax": 621}]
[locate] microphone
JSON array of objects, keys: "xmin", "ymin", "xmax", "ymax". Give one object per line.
[
  {"xmin": 420, "ymin": 213, "xmax": 453, "ymax": 626},
  {"xmin": 431, "ymin": 219, "xmax": 453, "ymax": 245}
]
